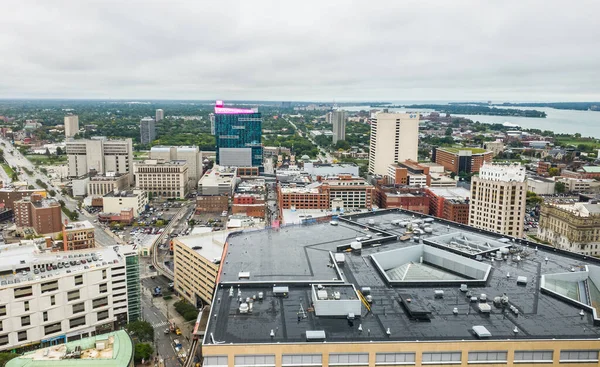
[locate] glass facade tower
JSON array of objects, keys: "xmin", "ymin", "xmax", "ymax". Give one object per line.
[
  {"xmin": 125, "ymin": 254, "xmax": 141, "ymax": 322},
  {"xmin": 214, "ymin": 101, "xmax": 263, "ymax": 167}
]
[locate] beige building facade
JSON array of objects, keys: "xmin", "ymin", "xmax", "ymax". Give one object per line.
[
  {"xmin": 134, "ymin": 160, "xmax": 189, "ymax": 199},
  {"xmin": 64, "ymin": 115, "xmax": 79, "ymax": 138},
  {"xmin": 66, "ymin": 138, "xmax": 133, "ymax": 184},
  {"xmin": 172, "ymin": 233, "xmax": 227, "ymax": 306},
  {"xmin": 102, "ymin": 189, "xmax": 148, "ymax": 217},
  {"xmin": 538, "ymin": 202, "xmax": 600, "ymax": 255},
  {"xmin": 368, "ymin": 112, "xmax": 419, "ymax": 176},
  {"xmin": 469, "ymin": 163, "xmax": 527, "ymax": 238}
]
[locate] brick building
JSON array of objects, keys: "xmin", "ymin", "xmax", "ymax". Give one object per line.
[
  {"xmin": 386, "ymin": 160, "xmax": 431, "ymax": 187},
  {"xmin": 433, "ymin": 147, "xmax": 493, "ymax": 174},
  {"xmin": 374, "ymin": 185, "xmax": 429, "ymax": 213},
  {"xmin": 0, "ymin": 187, "xmax": 44, "ymax": 210},
  {"xmin": 231, "ymin": 194, "xmax": 266, "ymax": 218},
  {"xmin": 14, "ymin": 194, "xmax": 62, "ymax": 234},
  {"xmin": 196, "ymin": 195, "xmax": 229, "ymax": 214},
  {"xmin": 278, "ymin": 175, "xmax": 374, "ymax": 211},
  {"xmin": 62, "ymin": 220, "xmax": 96, "ymax": 251},
  {"xmin": 425, "ymin": 187, "xmax": 470, "ymax": 224}
]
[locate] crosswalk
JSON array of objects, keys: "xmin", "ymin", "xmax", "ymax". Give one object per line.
[{"xmin": 152, "ymin": 321, "xmax": 169, "ymax": 329}]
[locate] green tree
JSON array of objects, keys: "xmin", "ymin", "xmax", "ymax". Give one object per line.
[
  {"xmin": 548, "ymin": 167, "xmax": 560, "ymax": 176},
  {"xmin": 56, "ymin": 146, "xmax": 63, "ymax": 155},
  {"xmin": 11, "ymin": 171, "xmax": 18, "ymax": 181},
  {"xmin": 125, "ymin": 320, "xmax": 154, "ymax": 342},
  {"xmin": 0, "ymin": 352, "xmax": 19, "ymax": 366},
  {"xmin": 555, "ymin": 181, "xmax": 566, "ymax": 194},
  {"xmin": 445, "ymin": 127, "xmax": 453, "ymax": 136},
  {"xmin": 334, "ymin": 140, "xmax": 351, "ymax": 150},
  {"xmin": 45, "ymin": 148, "xmax": 51, "ymax": 156},
  {"xmin": 134, "ymin": 343, "xmax": 154, "ymax": 363}
]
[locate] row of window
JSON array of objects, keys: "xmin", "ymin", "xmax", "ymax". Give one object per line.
[{"xmin": 203, "ymin": 350, "xmax": 600, "ymax": 366}]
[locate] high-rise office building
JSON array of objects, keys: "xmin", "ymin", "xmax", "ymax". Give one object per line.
[
  {"xmin": 140, "ymin": 117, "xmax": 156, "ymax": 145},
  {"xmin": 331, "ymin": 109, "xmax": 347, "ymax": 144},
  {"xmin": 368, "ymin": 112, "xmax": 420, "ymax": 176},
  {"xmin": 469, "ymin": 163, "xmax": 527, "ymax": 238},
  {"xmin": 66, "ymin": 138, "xmax": 134, "ymax": 183},
  {"xmin": 64, "ymin": 115, "xmax": 79, "ymax": 138},
  {"xmin": 155, "ymin": 109, "xmax": 164, "ymax": 122},
  {"xmin": 214, "ymin": 100, "xmax": 262, "ymax": 167},
  {"xmin": 134, "ymin": 160, "xmax": 189, "ymax": 199}
]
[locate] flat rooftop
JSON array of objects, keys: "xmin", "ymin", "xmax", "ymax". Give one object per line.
[
  {"xmin": 64, "ymin": 220, "xmax": 94, "ymax": 230},
  {"xmin": 6, "ymin": 330, "xmax": 132, "ymax": 367},
  {"xmin": 427, "ymin": 187, "xmax": 471, "ymax": 199},
  {"xmin": 439, "ymin": 147, "xmax": 489, "ymax": 154},
  {"xmin": 206, "ymin": 209, "xmax": 600, "ymax": 345},
  {"xmin": 174, "ymin": 231, "xmax": 232, "ymax": 261},
  {"xmin": 0, "ymin": 244, "xmax": 133, "ymax": 285}
]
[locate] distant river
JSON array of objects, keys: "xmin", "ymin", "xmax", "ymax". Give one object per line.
[{"xmin": 344, "ymin": 105, "xmax": 600, "ymax": 138}]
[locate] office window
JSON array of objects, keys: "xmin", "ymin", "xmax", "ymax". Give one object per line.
[
  {"xmin": 24, "ymin": 301, "xmax": 30, "ymax": 311},
  {"xmin": 0, "ymin": 305, "xmax": 5, "ymax": 316},
  {"xmin": 15, "ymin": 286, "xmax": 33, "ymax": 299},
  {"xmin": 0, "ymin": 320, "xmax": 2, "ymax": 332},
  {"xmin": 50, "ymin": 295, "xmax": 56, "ymax": 306},
  {"xmin": 234, "ymin": 355, "xmax": 276, "ymax": 367},
  {"xmin": 43, "ymin": 311, "xmax": 48, "ymax": 322},
  {"xmin": 0, "ymin": 334, "xmax": 7, "ymax": 346},
  {"xmin": 329, "ymin": 353, "xmax": 369, "ymax": 366},
  {"xmin": 514, "ymin": 351, "xmax": 553, "ymax": 363},
  {"xmin": 560, "ymin": 350, "xmax": 599, "ymax": 363},
  {"xmin": 44, "ymin": 322, "xmax": 62, "ymax": 335},
  {"xmin": 99, "ymin": 283, "xmax": 108, "ymax": 294},
  {"xmin": 203, "ymin": 356, "xmax": 228, "ymax": 367},
  {"xmin": 75, "ymin": 275, "xmax": 83, "ymax": 286},
  {"xmin": 92, "ymin": 297, "xmax": 108, "ymax": 309},
  {"xmin": 422, "ymin": 352, "xmax": 461, "ymax": 365},
  {"xmin": 18, "ymin": 331, "xmax": 27, "ymax": 341},
  {"xmin": 20, "ymin": 315, "xmax": 31, "ymax": 327},
  {"xmin": 67, "ymin": 290, "xmax": 80, "ymax": 301},
  {"xmin": 69, "ymin": 316, "xmax": 86, "ymax": 328},
  {"xmin": 41, "ymin": 280, "xmax": 59, "ymax": 293},
  {"xmin": 468, "ymin": 351, "xmax": 507, "ymax": 363},
  {"xmin": 282, "ymin": 354, "xmax": 322, "ymax": 366},
  {"xmin": 97, "ymin": 310, "xmax": 109, "ymax": 321},
  {"xmin": 375, "ymin": 353, "xmax": 416, "ymax": 365}
]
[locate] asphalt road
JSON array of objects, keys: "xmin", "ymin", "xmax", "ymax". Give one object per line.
[{"xmin": 0, "ymin": 138, "xmax": 118, "ymax": 247}]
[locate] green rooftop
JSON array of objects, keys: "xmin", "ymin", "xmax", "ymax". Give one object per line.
[
  {"xmin": 439, "ymin": 147, "xmax": 489, "ymax": 154},
  {"xmin": 6, "ymin": 330, "xmax": 133, "ymax": 367},
  {"xmin": 582, "ymin": 166, "xmax": 600, "ymax": 173}
]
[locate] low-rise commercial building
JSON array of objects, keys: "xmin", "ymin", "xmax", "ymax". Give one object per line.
[
  {"xmin": 434, "ymin": 147, "xmax": 493, "ymax": 174},
  {"xmin": 538, "ymin": 202, "xmax": 600, "ymax": 255},
  {"xmin": 201, "ymin": 210, "xmax": 600, "ymax": 366},
  {"xmin": 198, "ymin": 166, "xmax": 238, "ymax": 196},
  {"xmin": 62, "ymin": 221, "xmax": 95, "ymax": 251},
  {"xmin": 278, "ymin": 175, "xmax": 374, "ymax": 211},
  {"xmin": 557, "ymin": 177, "xmax": 596, "ymax": 192},
  {"xmin": 425, "ymin": 187, "xmax": 470, "ymax": 224},
  {"xmin": 483, "ymin": 140, "xmax": 505, "ymax": 156},
  {"xmin": 231, "ymin": 194, "xmax": 266, "ymax": 218},
  {"xmin": 0, "ymin": 244, "xmax": 139, "ymax": 353},
  {"xmin": 527, "ymin": 177, "xmax": 556, "ymax": 195},
  {"xmin": 173, "ymin": 232, "xmax": 230, "ymax": 306},
  {"xmin": 386, "ymin": 160, "xmax": 430, "ymax": 187},
  {"xmin": 102, "ymin": 189, "xmax": 147, "ymax": 217},
  {"xmin": 374, "ymin": 185, "xmax": 429, "ymax": 213},
  {"xmin": 196, "ymin": 195, "xmax": 229, "ymax": 214},
  {"xmin": 87, "ymin": 173, "xmax": 129, "ymax": 197},
  {"xmin": 14, "ymin": 194, "xmax": 62, "ymax": 235},
  {"xmin": 134, "ymin": 160, "xmax": 188, "ymax": 199},
  {"xmin": 6, "ymin": 330, "xmax": 134, "ymax": 367}
]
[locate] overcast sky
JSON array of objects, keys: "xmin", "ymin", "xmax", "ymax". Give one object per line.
[{"xmin": 1, "ymin": 0, "xmax": 599, "ymax": 102}]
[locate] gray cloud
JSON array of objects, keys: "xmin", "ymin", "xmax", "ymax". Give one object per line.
[{"xmin": 1, "ymin": 0, "xmax": 599, "ymax": 101}]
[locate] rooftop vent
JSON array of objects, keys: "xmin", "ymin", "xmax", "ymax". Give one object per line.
[
  {"xmin": 472, "ymin": 325, "xmax": 491, "ymax": 338},
  {"xmin": 306, "ymin": 330, "xmax": 326, "ymax": 342}
]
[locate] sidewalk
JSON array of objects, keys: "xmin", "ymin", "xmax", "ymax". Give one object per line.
[{"xmin": 145, "ymin": 288, "xmax": 195, "ymax": 354}]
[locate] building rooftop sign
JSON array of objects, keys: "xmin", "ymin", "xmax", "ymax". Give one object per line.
[{"xmin": 214, "ymin": 100, "xmax": 256, "ymax": 114}]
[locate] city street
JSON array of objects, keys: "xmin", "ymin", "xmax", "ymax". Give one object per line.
[{"xmin": 0, "ymin": 137, "xmax": 119, "ymax": 247}]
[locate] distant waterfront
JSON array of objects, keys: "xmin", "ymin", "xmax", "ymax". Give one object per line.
[{"xmin": 344, "ymin": 105, "xmax": 600, "ymax": 138}]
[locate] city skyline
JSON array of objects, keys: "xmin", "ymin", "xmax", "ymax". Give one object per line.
[{"xmin": 1, "ymin": 1, "xmax": 599, "ymax": 101}]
